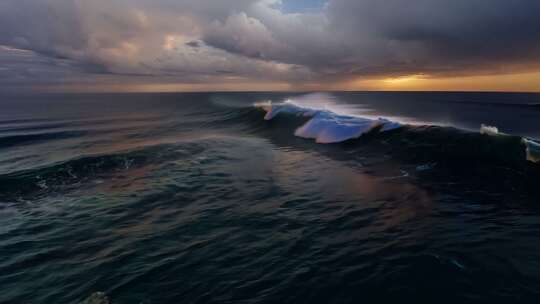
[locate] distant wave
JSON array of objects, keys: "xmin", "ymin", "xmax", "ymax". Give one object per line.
[
  {"xmin": 440, "ymin": 99, "xmax": 540, "ymax": 110},
  {"xmin": 0, "ymin": 131, "xmax": 86, "ymax": 149}
]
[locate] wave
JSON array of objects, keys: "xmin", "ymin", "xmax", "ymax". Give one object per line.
[
  {"xmin": 442, "ymin": 99, "xmax": 540, "ymax": 110},
  {"xmin": 253, "ymin": 100, "xmax": 540, "ymax": 165},
  {"xmin": 0, "ymin": 131, "xmax": 86, "ymax": 149},
  {"xmin": 0, "ymin": 143, "xmax": 205, "ymax": 202},
  {"xmin": 246, "ymin": 99, "xmax": 540, "ymax": 198},
  {"xmin": 255, "ymin": 100, "xmax": 402, "ymax": 144}
]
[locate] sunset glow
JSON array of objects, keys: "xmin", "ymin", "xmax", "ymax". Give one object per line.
[{"xmin": 2, "ymin": 0, "xmax": 540, "ymax": 93}]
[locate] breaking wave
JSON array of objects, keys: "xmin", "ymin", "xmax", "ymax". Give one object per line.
[
  {"xmin": 253, "ymin": 99, "xmax": 540, "ymax": 165},
  {"xmin": 255, "ymin": 100, "xmax": 402, "ymax": 144}
]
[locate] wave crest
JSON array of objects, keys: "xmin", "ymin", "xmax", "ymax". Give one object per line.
[
  {"xmin": 255, "ymin": 101, "xmax": 402, "ymax": 144},
  {"xmin": 480, "ymin": 124, "xmax": 500, "ymax": 136}
]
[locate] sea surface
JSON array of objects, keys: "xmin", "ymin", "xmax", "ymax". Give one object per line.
[{"xmin": 1, "ymin": 91, "xmax": 540, "ymax": 303}]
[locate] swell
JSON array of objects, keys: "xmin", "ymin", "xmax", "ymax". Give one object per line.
[
  {"xmin": 0, "ymin": 131, "xmax": 87, "ymax": 149},
  {"xmin": 440, "ymin": 99, "xmax": 540, "ymax": 110},
  {"xmin": 0, "ymin": 143, "xmax": 205, "ymax": 202}
]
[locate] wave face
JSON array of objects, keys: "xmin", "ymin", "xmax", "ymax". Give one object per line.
[
  {"xmin": 2, "ymin": 92, "xmax": 540, "ymax": 304},
  {"xmin": 525, "ymin": 138, "xmax": 540, "ymax": 163}
]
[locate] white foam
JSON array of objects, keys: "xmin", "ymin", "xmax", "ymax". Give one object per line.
[
  {"xmin": 255, "ymin": 101, "xmax": 402, "ymax": 144},
  {"xmin": 480, "ymin": 124, "xmax": 499, "ymax": 136}
]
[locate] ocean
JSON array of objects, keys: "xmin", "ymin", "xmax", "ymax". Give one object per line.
[{"xmin": 1, "ymin": 91, "xmax": 540, "ymax": 303}]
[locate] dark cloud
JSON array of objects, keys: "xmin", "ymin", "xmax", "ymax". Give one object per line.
[
  {"xmin": 0, "ymin": 46, "xmax": 92, "ymax": 85},
  {"xmin": 1, "ymin": 0, "xmax": 540, "ymax": 89},
  {"xmin": 185, "ymin": 40, "xmax": 202, "ymax": 48},
  {"xmin": 324, "ymin": 0, "xmax": 540, "ymax": 75}
]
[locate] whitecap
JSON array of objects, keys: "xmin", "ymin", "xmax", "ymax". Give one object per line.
[{"xmin": 480, "ymin": 124, "xmax": 499, "ymax": 136}]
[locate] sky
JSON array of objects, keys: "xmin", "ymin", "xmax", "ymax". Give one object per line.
[{"xmin": 1, "ymin": 0, "xmax": 540, "ymax": 92}]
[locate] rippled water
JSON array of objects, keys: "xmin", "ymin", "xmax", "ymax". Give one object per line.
[{"xmin": 1, "ymin": 92, "xmax": 540, "ymax": 303}]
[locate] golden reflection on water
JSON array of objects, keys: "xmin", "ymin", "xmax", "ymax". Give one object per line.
[{"xmin": 270, "ymin": 148, "xmax": 435, "ymax": 224}]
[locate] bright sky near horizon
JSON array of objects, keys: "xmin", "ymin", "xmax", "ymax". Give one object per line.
[{"xmin": 1, "ymin": 0, "xmax": 540, "ymax": 92}]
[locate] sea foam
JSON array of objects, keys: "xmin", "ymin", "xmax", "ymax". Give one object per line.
[{"xmin": 480, "ymin": 124, "xmax": 499, "ymax": 136}]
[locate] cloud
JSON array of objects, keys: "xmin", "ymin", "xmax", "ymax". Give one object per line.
[
  {"xmin": 0, "ymin": 45, "xmax": 96, "ymax": 85},
  {"xmin": 1, "ymin": 0, "xmax": 540, "ymax": 90},
  {"xmin": 325, "ymin": 0, "xmax": 540, "ymax": 75},
  {"xmin": 204, "ymin": 12, "xmax": 288, "ymax": 59}
]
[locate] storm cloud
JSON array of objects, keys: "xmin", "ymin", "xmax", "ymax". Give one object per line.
[{"xmin": 1, "ymin": 0, "xmax": 540, "ymax": 90}]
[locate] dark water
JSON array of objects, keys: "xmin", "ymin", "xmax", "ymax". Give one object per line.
[{"xmin": 1, "ymin": 92, "xmax": 540, "ymax": 303}]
